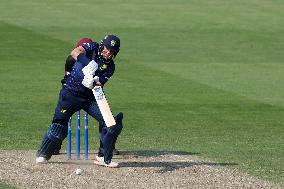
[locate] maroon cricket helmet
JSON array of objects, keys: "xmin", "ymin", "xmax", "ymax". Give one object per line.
[{"xmin": 76, "ymin": 38, "xmax": 93, "ymax": 47}]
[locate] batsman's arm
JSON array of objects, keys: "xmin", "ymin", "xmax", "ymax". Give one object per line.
[
  {"xmin": 89, "ymin": 67, "xmax": 114, "ymax": 88},
  {"xmin": 96, "ymin": 64, "xmax": 115, "ymax": 86}
]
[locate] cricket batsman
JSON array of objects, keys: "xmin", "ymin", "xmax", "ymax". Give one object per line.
[
  {"xmin": 54, "ymin": 38, "xmax": 120, "ymax": 156},
  {"xmin": 36, "ymin": 34, "xmax": 123, "ymax": 168}
]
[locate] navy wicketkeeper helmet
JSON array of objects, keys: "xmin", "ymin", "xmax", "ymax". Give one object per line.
[{"xmin": 100, "ymin": 35, "xmax": 120, "ymax": 56}]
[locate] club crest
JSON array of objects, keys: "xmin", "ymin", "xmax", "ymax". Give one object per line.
[
  {"xmin": 101, "ymin": 64, "xmax": 107, "ymax": 70},
  {"xmin": 110, "ymin": 40, "xmax": 116, "ymax": 46}
]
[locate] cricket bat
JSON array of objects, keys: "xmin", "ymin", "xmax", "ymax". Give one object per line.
[{"xmin": 92, "ymin": 86, "xmax": 116, "ymax": 127}]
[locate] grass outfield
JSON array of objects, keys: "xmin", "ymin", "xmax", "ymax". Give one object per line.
[
  {"xmin": 0, "ymin": 0, "xmax": 283, "ymax": 187},
  {"xmin": 0, "ymin": 182, "xmax": 17, "ymax": 189}
]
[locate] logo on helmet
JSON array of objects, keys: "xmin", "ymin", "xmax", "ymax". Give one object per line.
[
  {"xmin": 111, "ymin": 40, "xmax": 116, "ymax": 47},
  {"xmin": 100, "ymin": 34, "xmax": 120, "ymax": 57}
]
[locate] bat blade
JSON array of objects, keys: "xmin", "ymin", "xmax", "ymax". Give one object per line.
[{"xmin": 92, "ymin": 86, "xmax": 116, "ymax": 127}]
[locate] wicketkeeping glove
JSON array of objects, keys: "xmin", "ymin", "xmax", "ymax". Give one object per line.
[{"xmin": 82, "ymin": 60, "xmax": 98, "ymax": 76}]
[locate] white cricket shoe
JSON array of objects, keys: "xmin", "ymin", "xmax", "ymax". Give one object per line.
[
  {"xmin": 94, "ymin": 155, "xmax": 119, "ymax": 168},
  {"xmin": 36, "ymin": 156, "xmax": 47, "ymax": 164}
]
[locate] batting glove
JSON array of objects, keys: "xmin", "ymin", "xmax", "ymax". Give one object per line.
[
  {"xmin": 82, "ymin": 60, "xmax": 98, "ymax": 76},
  {"xmin": 82, "ymin": 75, "xmax": 100, "ymax": 89},
  {"xmin": 82, "ymin": 75, "xmax": 94, "ymax": 89}
]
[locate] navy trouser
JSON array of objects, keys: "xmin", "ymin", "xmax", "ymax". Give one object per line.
[
  {"xmin": 53, "ymin": 87, "xmax": 106, "ymax": 156},
  {"xmin": 37, "ymin": 87, "xmax": 121, "ymax": 162},
  {"xmin": 52, "ymin": 87, "xmax": 105, "ymax": 128}
]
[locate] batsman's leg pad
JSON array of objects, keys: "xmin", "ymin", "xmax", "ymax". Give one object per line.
[
  {"xmin": 111, "ymin": 112, "xmax": 123, "ymax": 150},
  {"xmin": 101, "ymin": 119, "xmax": 123, "ymax": 163},
  {"xmin": 98, "ymin": 125, "xmax": 107, "ymax": 157},
  {"xmin": 115, "ymin": 112, "xmax": 124, "ymax": 133},
  {"xmin": 101, "ymin": 127, "xmax": 117, "ymax": 163},
  {"xmin": 108, "ymin": 112, "xmax": 124, "ymax": 136},
  {"xmin": 47, "ymin": 123, "xmax": 68, "ymax": 142},
  {"xmin": 37, "ymin": 123, "xmax": 67, "ymax": 160},
  {"xmin": 107, "ymin": 124, "xmax": 123, "ymax": 136}
]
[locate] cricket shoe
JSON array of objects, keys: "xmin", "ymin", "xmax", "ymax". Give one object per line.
[
  {"xmin": 94, "ymin": 155, "xmax": 119, "ymax": 168},
  {"xmin": 36, "ymin": 156, "xmax": 47, "ymax": 164}
]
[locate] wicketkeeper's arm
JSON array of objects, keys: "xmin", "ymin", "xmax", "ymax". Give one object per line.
[
  {"xmin": 65, "ymin": 55, "xmax": 76, "ymax": 74},
  {"xmin": 70, "ymin": 46, "xmax": 86, "ymax": 60}
]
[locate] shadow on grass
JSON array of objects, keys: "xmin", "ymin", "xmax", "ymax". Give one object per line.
[
  {"xmin": 50, "ymin": 150, "xmax": 238, "ymax": 173},
  {"xmin": 119, "ymin": 150, "xmax": 199, "ymax": 157},
  {"xmin": 118, "ymin": 150, "xmax": 238, "ymax": 172},
  {"xmin": 119, "ymin": 161, "xmax": 238, "ymax": 172}
]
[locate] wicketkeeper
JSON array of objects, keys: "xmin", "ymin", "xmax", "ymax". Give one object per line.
[{"xmin": 36, "ymin": 34, "xmax": 123, "ymax": 168}]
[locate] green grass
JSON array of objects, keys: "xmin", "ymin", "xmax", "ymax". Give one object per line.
[
  {"xmin": 0, "ymin": 0, "xmax": 283, "ymax": 187},
  {"xmin": 0, "ymin": 182, "xmax": 17, "ymax": 189}
]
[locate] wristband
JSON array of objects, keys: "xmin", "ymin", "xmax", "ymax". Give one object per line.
[{"xmin": 77, "ymin": 53, "xmax": 90, "ymax": 66}]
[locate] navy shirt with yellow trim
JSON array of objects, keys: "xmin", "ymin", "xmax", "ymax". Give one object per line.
[{"xmin": 65, "ymin": 41, "xmax": 116, "ymax": 99}]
